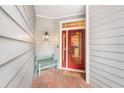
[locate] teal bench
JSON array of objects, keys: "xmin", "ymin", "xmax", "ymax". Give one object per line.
[{"xmin": 35, "ymin": 55, "xmax": 57, "ymax": 75}]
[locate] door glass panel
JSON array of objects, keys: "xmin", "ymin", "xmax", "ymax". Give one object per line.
[
  {"xmin": 62, "ymin": 31, "xmax": 66, "ymax": 67},
  {"xmin": 70, "ymin": 32, "xmax": 82, "ymax": 64}
]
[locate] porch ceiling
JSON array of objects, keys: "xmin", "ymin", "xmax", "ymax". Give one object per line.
[{"xmin": 35, "ymin": 5, "xmax": 85, "ymax": 19}]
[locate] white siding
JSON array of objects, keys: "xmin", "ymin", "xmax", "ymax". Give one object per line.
[
  {"xmin": 89, "ymin": 5, "xmax": 124, "ymax": 88},
  {"xmin": 0, "ymin": 5, "xmax": 35, "ymax": 88},
  {"xmin": 35, "ymin": 17, "xmax": 56, "ymax": 58}
]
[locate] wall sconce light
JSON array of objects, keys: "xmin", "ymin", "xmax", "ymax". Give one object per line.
[{"xmin": 45, "ymin": 32, "xmax": 49, "ymax": 40}]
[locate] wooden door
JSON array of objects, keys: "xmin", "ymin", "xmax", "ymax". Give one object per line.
[{"xmin": 68, "ymin": 29, "xmax": 85, "ymax": 70}]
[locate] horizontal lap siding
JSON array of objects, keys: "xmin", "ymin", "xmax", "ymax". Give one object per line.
[
  {"xmin": 89, "ymin": 5, "xmax": 124, "ymax": 88},
  {"xmin": 35, "ymin": 17, "xmax": 56, "ymax": 57},
  {"xmin": 0, "ymin": 5, "xmax": 35, "ymax": 88}
]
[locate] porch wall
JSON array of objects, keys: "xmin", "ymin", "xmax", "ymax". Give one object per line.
[
  {"xmin": 0, "ymin": 5, "xmax": 35, "ymax": 88},
  {"xmin": 35, "ymin": 14, "xmax": 85, "ymax": 68},
  {"xmin": 35, "ymin": 16, "xmax": 56, "ymax": 58},
  {"xmin": 89, "ymin": 5, "xmax": 124, "ymax": 87}
]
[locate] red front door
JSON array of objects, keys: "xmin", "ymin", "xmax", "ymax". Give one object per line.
[{"xmin": 68, "ymin": 29, "xmax": 85, "ymax": 70}]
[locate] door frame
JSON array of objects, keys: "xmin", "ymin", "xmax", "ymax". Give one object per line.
[
  {"xmin": 59, "ymin": 18, "xmax": 89, "ymax": 83},
  {"xmin": 61, "ymin": 29, "xmax": 85, "ymax": 73}
]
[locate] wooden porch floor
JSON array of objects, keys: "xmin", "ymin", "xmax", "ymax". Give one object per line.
[{"xmin": 32, "ymin": 68, "xmax": 90, "ymax": 88}]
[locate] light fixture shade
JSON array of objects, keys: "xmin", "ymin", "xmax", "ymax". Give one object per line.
[{"xmin": 45, "ymin": 32, "xmax": 49, "ymax": 40}]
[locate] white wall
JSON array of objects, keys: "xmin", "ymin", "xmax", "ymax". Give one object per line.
[
  {"xmin": 35, "ymin": 16, "xmax": 56, "ymax": 58},
  {"xmin": 89, "ymin": 5, "xmax": 124, "ymax": 88},
  {"xmin": 0, "ymin": 5, "xmax": 35, "ymax": 88}
]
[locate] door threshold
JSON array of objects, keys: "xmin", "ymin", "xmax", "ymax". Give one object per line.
[{"xmin": 60, "ymin": 67, "xmax": 85, "ymax": 73}]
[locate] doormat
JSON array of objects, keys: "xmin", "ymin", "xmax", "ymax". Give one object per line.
[{"xmin": 62, "ymin": 71, "xmax": 85, "ymax": 78}]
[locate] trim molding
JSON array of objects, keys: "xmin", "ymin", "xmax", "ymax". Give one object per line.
[
  {"xmin": 36, "ymin": 15, "xmax": 55, "ymax": 19},
  {"xmin": 86, "ymin": 5, "xmax": 90, "ymax": 83},
  {"xmin": 55, "ymin": 13, "xmax": 84, "ymax": 19},
  {"xmin": 36, "ymin": 13, "xmax": 84, "ymax": 20},
  {"xmin": 60, "ymin": 67, "xmax": 85, "ymax": 73}
]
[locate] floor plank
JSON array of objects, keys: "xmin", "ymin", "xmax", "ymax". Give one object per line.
[{"xmin": 32, "ymin": 68, "xmax": 90, "ymax": 88}]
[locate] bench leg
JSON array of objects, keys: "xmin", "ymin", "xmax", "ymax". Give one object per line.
[
  {"xmin": 54, "ymin": 65, "xmax": 57, "ymax": 69},
  {"xmin": 38, "ymin": 65, "xmax": 41, "ymax": 76},
  {"xmin": 38, "ymin": 69, "xmax": 40, "ymax": 76}
]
